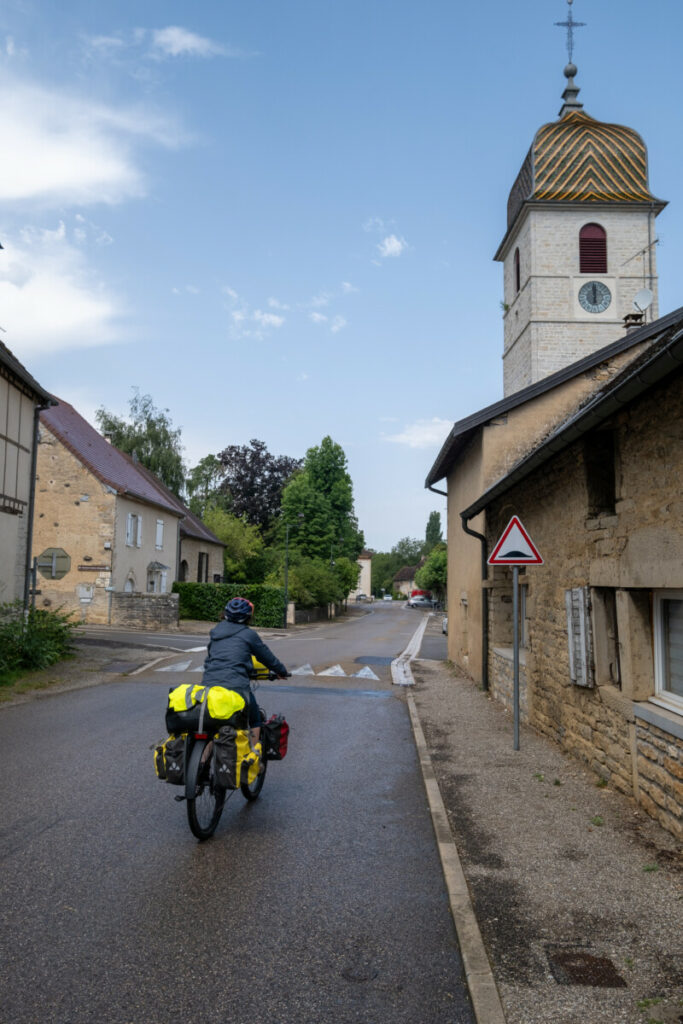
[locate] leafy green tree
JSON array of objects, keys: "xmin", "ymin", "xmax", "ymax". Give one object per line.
[
  {"xmin": 424, "ymin": 511, "xmax": 443, "ymax": 554},
  {"xmin": 216, "ymin": 439, "xmax": 301, "ymax": 531},
  {"xmin": 96, "ymin": 389, "xmax": 185, "ymax": 497},
  {"xmin": 392, "ymin": 536, "xmax": 424, "ymax": 565},
  {"xmin": 415, "ymin": 544, "xmax": 448, "ymax": 599},
  {"xmin": 202, "ymin": 507, "xmax": 266, "ymax": 584},
  {"xmin": 186, "ymin": 454, "xmax": 229, "ymax": 518},
  {"xmin": 280, "ymin": 436, "xmax": 364, "ymax": 561}
]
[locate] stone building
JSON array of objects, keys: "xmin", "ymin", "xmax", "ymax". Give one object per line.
[
  {"xmin": 461, "ymin": 325, "xmax": 683, "ymax": 840},
  {"xmin": 426, "ymin": 48, "xmax": 682, "ymax": 837},
  {"xmin": 349, "ymin": 549, "xmax": 372, "ymax": 599},
  {"xmin": 0, "ymin": 342, "xmax": 52, "ymax": 605},
  {"xmin": 34, "ymin": 399, "xmax": 223, "ymax": 627}
]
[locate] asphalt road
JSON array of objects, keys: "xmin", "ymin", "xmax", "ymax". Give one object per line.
[{"xmin": 0, "ymin": 607, "xmax": 473, "ymax": 1024}]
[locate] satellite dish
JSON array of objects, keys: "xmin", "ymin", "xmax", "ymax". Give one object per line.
[{"xmin": 633, "ymin": 288, "xmax": 653, "ymax": 313}]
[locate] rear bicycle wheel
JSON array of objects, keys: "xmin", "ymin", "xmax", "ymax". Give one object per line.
[
  {"xmin": 241, "ymin": 735, "xmax": 267, "ymax": 801},
  {"xmin": 186, "ymin": 739, "xmax": 225, "ymax": 840}
]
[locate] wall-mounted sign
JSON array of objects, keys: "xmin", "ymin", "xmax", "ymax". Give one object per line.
[
  {"xmin": 78, "ymin": 565, "xmax": 111, "ymax": 572},
  {"xmin": 37, "ymin": 548, "xmax": 71, "ymax": 579}
]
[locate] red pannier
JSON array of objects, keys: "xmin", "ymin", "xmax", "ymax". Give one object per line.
[{"xmin": 263, "ymin": 714, "xmax": 289, "ymax": 760}]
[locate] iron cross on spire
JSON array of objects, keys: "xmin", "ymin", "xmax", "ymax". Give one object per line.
[{"xmin": 554, "ymin": 0, "xmax": 586, "ymax": 64}]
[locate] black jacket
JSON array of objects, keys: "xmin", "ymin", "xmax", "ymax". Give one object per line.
[{"xmin": 201, "ymin": 620, "xmax": 287, "ymax": 692}]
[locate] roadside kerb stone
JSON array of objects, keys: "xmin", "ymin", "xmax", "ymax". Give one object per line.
[{"xmin": 397, "ymin": 615, "xmax": 507, "ymax": 1023}]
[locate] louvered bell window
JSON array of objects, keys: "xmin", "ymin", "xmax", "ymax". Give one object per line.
[{"xmin": 579, "ymin": 223, "xmax": 607, "ymax": 274}]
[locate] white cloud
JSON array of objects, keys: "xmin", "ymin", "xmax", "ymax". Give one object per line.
[
  {"xmin": 222, "ymin": 286, "xmax": 239, "ymax": 300},
  {"xmin": 377, "ymin": 234, "xmax": 407, "ymax": 259},
  {"xmin": 309, "ymin": 312, "xmax": 327, "ymax": 324},
  {"xmin": 0, "ymin": 75, "xmax": 181, "ymax": 206},
  {"xmin": 267, "ymin": 296, "xmax": 290, "ymax": 310},
  {"xmin": 363, "ymin": 216, "xmax": 386, "ymax": 233},
  {"xmin": 330, "ymin": 315, "xmax": 347, "ymax": 333},
  {"xmin": 0, "ymin": 225, "xmax": 123, "ymax": 354},
  {"xmin": 308, "ymin": 291, "xmax": 331, "ymax": 309},
  {"xmin": 151, "ymin": 26, "xmax": 226, "ymax": 59},
  {"xmin": 341, "ymin": 281, "xmax": 358, "ymax": 294},
  {"xmin": 383, "ymin": 418, "xmax": 452, "ymax": 449},
  {"xmin": 253, "ymin": 310, "xmax": 284, "ymax": 328}
]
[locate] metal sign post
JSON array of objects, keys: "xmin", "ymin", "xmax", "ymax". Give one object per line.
[{"xmin": 488, "ymin": 516, "xmax": 543, "ymax": 751}]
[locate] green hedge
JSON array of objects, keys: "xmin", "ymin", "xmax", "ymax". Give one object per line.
[{"xmin": 172, "ymin": 582, "xmax": 286, "ymax": 628}]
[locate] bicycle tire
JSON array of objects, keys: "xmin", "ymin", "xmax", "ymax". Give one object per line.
[
  {"xmin": 186, "ymin": 739, "xmax": 225, "ymax": 840},
  {"xmin": 241, "ymin": 741, "xmax": 267, "ymax": 801}
]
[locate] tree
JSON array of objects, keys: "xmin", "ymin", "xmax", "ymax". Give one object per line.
[
  {"xmin": 186, "ymin": 455, "xmax": 229, "ymax": 518},
  {"xmin": 280, "ymin": 436, "xmax": 364, "ymax": 561},
  {"xmin": 96, "ymin": 389, "xmax": 185, "ymax": 497},
  {"xmin": 424, "ymin": 511, "xmax": 443, "ymax": 554},
  {"xmin": 202, "ymin": 507, "xmax": 267, "ymax": 583},
  {"xmin": 216, "ymin": 439, "xmax": 301, "ymax": 532},
  {"xmin": 392, "ymin": 536, "xmax": 424, "ymax": 565},
  {"xmin": 415, "ymin": 543, "xmax": 448, "ymax": 599}
]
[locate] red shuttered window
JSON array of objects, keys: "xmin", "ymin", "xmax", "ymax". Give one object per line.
[{"xmin": 580, "ymin": 223, "xmax": 607, "ymax": 274}]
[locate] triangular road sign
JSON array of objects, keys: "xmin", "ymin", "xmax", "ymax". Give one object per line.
[{"xmin": 488, "ymin": 516, "xmax": 543, "ymax": 565}]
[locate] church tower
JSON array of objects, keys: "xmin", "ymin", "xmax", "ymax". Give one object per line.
[{"xmin": 495, "ymin": 4, "xmax": 667, "ymax": 397}]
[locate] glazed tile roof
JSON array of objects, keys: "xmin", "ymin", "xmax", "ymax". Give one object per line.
[{"xmin": 506, "ymin": 109, "xmax": 664, "ymax": 233}]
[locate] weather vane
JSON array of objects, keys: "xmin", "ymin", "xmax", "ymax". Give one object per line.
[{"xmin": 554, "ymin": 0, "xmax": 586, "ymax": 64}]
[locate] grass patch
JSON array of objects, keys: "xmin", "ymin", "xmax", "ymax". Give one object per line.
[
  {"xmin": 590, "ymin": 815, "xmax": 604, "ymax": 827},
  {"xmin": 642, "ymin": 863, "xmax": 659, "ymax": 873}
]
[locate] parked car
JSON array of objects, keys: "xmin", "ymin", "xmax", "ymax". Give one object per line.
[
  {"xmin": 407, "ymin": 595, "xmax": 433, "ymax": 609},
  {"xmin": 382, "ymin": 594, "xmax": 393, "ymax": 601},
  {"xmin": 355, "ymin": 593, "xmax": 368, "ymax": 602}
]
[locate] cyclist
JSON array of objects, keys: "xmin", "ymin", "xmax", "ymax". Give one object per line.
[{"xmin": 201, "ymin": 597, "xmax": 288, "ymax": 742}]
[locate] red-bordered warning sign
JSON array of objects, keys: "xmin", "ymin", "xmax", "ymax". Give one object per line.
[{"xmin": 488, "ymin": 516, "xmax": 543, "ymax": 565}]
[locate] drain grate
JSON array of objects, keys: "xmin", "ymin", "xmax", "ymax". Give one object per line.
[{"xmin": 547, "ymin": 948, "xmax": 627, "ymax": 988}]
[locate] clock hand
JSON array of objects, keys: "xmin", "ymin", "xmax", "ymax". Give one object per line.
[{"xmin": 591, "ymin": 283, "xmax": 597, "ymax": 305}]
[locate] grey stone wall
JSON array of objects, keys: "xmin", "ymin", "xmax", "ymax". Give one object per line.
[{"xmin": 111, "ymin": 592, "xmax": 179, "ymax": 630}]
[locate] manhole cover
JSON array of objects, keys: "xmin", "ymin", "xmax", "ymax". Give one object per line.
[
  {"xmin": 547, "ymin": 949, "xmax": 627, "ymax": 988},
  {"xmin": 104, "ymin": 661, "xmax": 143, "ymax": 674},
  {"xmin": 353, "ymin": 656, "xmax": 393, "ymax": 665}
]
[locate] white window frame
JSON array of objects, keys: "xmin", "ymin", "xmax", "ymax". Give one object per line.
[
  {"xmin": 652, "ymin": 590, "xmax": 683, "ymax": 715},
  {"xmin": 155, "ymin": 518, "xmax": 164, "ymax": 551},
  {"xmin": 126, "ymin": 512, "xmax": 142, "ymax": 548}
]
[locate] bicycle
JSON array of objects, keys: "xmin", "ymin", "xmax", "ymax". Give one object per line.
[{"xmin": 180, "ymin": 670, "xmax": 281, "ymax": 841}]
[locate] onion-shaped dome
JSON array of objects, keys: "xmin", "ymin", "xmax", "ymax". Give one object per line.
[{"xmin": 505, "ymin": 64, "xmax": 664, "ymax": 231}]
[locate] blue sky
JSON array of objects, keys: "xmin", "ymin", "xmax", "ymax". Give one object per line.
[{"xmin": 1, "ymin": 0, "xmax": 681, "ymax": 551}]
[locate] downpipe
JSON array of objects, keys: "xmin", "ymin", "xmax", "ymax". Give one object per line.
[{"xmin": 460, "ymin": 513, "xmax": 489, "ymax": 692}]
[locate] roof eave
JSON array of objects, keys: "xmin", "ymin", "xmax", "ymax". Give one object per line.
[{"xmin": 460, "ymin": 327, "xmax": 683, "ymax": 521}]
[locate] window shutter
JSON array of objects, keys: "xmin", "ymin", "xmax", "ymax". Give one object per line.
[
  {"xmin": 136, "ymin": 515, "xmax": 142, "ymax": 547},
  {"xmin": 565, "ymin": 587, "xmax": 594, "ymax": 687},
  {"xmin": 126, "ymin": 513, "xmax": 134, "ymax": 545},
  {"xmin": 156, "ymin": 519, "xmax": 164, "ymax": 550},
  {"xmin": 579, "ymin": 224, "xmax": 607, "ymax": 274}
]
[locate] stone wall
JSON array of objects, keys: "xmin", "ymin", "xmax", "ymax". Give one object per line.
[
  {"xmin": 111, "ymin": 592, "xmax": 179, "ymax": 630},
  {"xmin": 485, "ymin": 368, "xmax": 683, "ymax": 840},
  {"xmin": 491, "ymin": 647, "xmax": 528, "ymax": 722},
  {"xmin": 501, "ymin": 206, "xmax": 659, "ymax": 395}
]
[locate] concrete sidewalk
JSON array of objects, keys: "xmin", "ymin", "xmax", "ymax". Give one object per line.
[{"xmin": 409, "ymin": 618, "xmax": 682, "ymax": 1024}]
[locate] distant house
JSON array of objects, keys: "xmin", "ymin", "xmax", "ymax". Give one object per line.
[
  {"xmin": 393, "ymin": 564, "xmax": 419, "ymax": 597},
  {"xmin": 34, "ymin": 399, "xmax": 223, "ymax": 627},
  {"xmin": 0, "ymin": 342, "xmax": 53, "ymax": 606},
  {"xmin": 349, "ymin": 549, "xmax": 372, "ymax": 599}
]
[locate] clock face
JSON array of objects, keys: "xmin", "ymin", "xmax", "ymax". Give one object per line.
[{"xmin": 579, "ymin": 280, "xmax": 612, "ymax": 314}]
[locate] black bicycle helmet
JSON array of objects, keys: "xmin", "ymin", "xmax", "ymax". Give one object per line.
[{"xmin": 224, "ymin": 597, "xmax": 255, "ymax": 623}]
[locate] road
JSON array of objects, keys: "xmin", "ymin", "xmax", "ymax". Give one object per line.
[{"xmin": 0, "ymin": 604, "xmax": 470, "ymax": 1024}]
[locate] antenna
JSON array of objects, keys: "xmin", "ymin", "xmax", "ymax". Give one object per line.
[{"xmin": 633, "ymin": 288, "xmax": 653, "ymax": 313}]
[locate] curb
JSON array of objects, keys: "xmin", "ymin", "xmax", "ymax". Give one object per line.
[{"xmin": 398, "ymin": 620, "xmax": 506, "ymax": 1024}]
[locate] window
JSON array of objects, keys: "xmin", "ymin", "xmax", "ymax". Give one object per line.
[
  {"xmin": 155, "ymin": 519, "xmax": 164, "ymax": 550},
  {"xmin": 654, "ymin": 591, "xmax": 683, "ymax": 710},
  {"xmin": 584, "ymin": 431, "xmax": 616, "ymax": 517},
  {"xmin": 126, "ymin": 513, "xmax": 142, "ymax": 547},
  {"xmin": 579, "ymin": 223, "xmax": 607, "ymax": 274},
  {"xmin": 514, "ymin": 247, "xmax": 521, "ymax": 294}
]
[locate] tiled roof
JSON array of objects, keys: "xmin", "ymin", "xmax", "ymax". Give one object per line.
[
  {"xmin": 393, "ymin": 565, "xmax": 417, "ymax": 582},
  {"xmin": 133, "ymin": 461, "xmax": 223, "ymax": 546},
  {"xmin": 40, "ymin": 399, "xmax": 183, "ymax": 516},
  {"xmin": 504, "ymin": 109, "xmax": 665, "ymax": 238}
]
